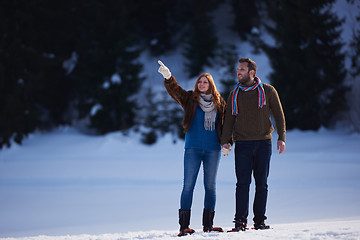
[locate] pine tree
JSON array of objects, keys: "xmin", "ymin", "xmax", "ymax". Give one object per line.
[
  {"xmin": 349, "ymin": 3, "xmax": 360, "ymax": 78},
  {"xmin": 183, "ymin": 0, "xmax": 219, "ymax": 78},
  {"xmin": 137, "ymin": 86, "xmax": 159, "ymax": 144},
  {"xmin": 69, "ymin": 0, "xmax": 144, "ymax": 134},
  {"xmin": 134, "ymin": 0, "xmax": 193, "ymax": 56},
  {"xmin": 0, "ymin": 1, "xmax": 78, "ymax": 148},
  {"xmin": 230, "ymin": 0, "xmax": 262, "ymax": 40},
  {"xmin": 0, "ymin": 0, "xmax": 145, "ymax": 147},
  {"xmin": 136, "ymin": 87, "xmax": 184, "ymax": 144},
  {"xmin": 261, "ymin": 0, "xmax": 348, "ymax": 130},
  {"xmin": 348, "ymin": 0, "xmax": 360, "ymax": 132},
  {"xmin": 157, "ymin": 90, "xmax": 184, "ymax": 140},
  {"xmin": 215, "ymin": 44, "xmax": 238, "ymax": 101}
]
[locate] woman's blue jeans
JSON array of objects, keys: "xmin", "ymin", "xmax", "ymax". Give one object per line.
[
  {"xmin": 234, "ymin": 140, "xmax": 272, "ymax": 224},
  {"xmin": 180, "ymin": 148, "xmax": 221, "ymax": 211}
]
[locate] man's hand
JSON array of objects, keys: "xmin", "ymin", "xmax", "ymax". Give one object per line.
[
  {"xmin": 158, "ymin": 60, "xmax": 171, "ymax": 79},
  {"xmin": 277, "ymin": 140, "xmax": 285, "ymax": 154},
  {"xmin": 221, "ymin": 143, "xmax": 231, "ymax": 156}
]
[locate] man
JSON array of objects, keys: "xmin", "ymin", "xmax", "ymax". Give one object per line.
[{"xmin": 221, "ymin": 58, "xmax": 286, "ymax": 231}]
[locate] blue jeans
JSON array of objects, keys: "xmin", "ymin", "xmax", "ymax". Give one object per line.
[
  {"xmin": 180, "ymin": 148, "xmax": 221, "ymax": 211},
  {"xmin": 234, "ymin": 140, "xmax": 272, "ymax": 223}
]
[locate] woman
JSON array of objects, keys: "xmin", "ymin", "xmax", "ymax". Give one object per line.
[{"xmin": 157, "ymin": 60, "xmax": 229, "ymax": 236}]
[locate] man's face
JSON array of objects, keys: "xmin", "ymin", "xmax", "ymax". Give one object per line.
[{"xmin": 237, "ymin": 62, "xmax": 252, "ymax": 86}]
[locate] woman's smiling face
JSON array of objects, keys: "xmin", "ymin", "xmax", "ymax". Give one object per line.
[{"xmin": 197, "ymin": 77, "xmax": 210, "ymax": 93}]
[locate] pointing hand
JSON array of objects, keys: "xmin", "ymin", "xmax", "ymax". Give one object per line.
[{"xmin": 158, "ymin": 60, "xmax": 171, "ymax": 80}]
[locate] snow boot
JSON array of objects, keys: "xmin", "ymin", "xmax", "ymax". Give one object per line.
[
  {"xmin": 177, "ymin": 229, "xmax": 195, "ymax": 237},
  {"xmin": 228, "ymin": 219, "xmax": 248, "ymax": 232},
  {"xmin": 202, "ymin": 209, "xmax": 223, "ymax": 232},
  {"xmin": 254, "ymin": 221, "xmax": 270, "ymax": 230},
  {"xmin": 178, "ymin": 209, "xmax": 195, "ymax": 237}
]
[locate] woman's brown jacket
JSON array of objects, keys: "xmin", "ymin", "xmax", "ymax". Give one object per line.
[{"xmin": 163, "ymin": 75, "xmax": 229, "ymax": 143}]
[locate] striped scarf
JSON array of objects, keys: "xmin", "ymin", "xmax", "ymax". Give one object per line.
[{"xmin": 232, "ymin": 76, "xmax": 266, "ymax": 116}]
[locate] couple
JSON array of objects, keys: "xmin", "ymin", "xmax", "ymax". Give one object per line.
[{"xmin": 157, "ymin": 58, "xmax": 286, "ymax": 236}]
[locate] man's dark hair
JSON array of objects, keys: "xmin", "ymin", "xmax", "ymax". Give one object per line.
[{"xmin": 239, "ymin": 58, "xmax": 257, "ymax": 76}]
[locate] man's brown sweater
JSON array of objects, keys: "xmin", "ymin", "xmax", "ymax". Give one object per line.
[{"xmin": 220, "ymin": 83, "xmax": 286, "ymax": 145}]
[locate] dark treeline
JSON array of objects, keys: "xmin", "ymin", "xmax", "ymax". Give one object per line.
[
  {"xmin": 262, "ymin": 0, "xmax": 348, "ymax": 130},
  {"xmin": 0, "ymin": 0, "xmax": 358, "ymax": 148}
]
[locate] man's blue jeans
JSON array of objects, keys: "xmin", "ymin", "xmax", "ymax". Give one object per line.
[
  {"xmin": 180, "ymin": 148, "xmax": 221, "ymax": 211},
  {"xmin": 234, "ymin": 140, "xmax": 272, "ymax": 224}
]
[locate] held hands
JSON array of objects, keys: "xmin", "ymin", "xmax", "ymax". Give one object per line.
[
  {"xmin": 221, "ymin": 143, "xmax": 231, "ymax": 156},
  {"xmin": 222, "ymin": 141, "xmax": 285, "ymax": 156},
  {"xmin": 157, "ymin": 60, "xmax": 171, "ymax": 80}
]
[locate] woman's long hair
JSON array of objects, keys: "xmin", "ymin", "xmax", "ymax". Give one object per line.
[{"xmin": 193, "ymin": 73, "xmax": 222, "ymax": 109}]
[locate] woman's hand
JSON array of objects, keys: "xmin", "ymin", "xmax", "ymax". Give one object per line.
[
  {"xmin": 221, "ymin": 144, "xmax": 231, "ymax": 156},
  {"xmin": 158, "ymin": 60, "xmax": 172, "ymax": 80}
]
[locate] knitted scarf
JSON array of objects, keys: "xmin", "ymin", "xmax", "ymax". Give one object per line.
[
  {"xmin": 232, "ymin": 76, "xmax": 266, "ymax": 116},
  {"xmin": 199, "ymin": 93, "xmax": 217, "ymax": 131}
]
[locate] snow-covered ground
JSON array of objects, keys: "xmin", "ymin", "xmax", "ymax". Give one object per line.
[
  {"xmin": 0, "ymin": 127, "xmax": 360, "ymax": 240},
  {"xmin": 1, "ymin": 220, "xmax": 360, "ymax": 240}
]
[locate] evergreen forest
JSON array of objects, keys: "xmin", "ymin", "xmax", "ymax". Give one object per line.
[{"xmin": 1, "ymin": 0, "xmax": 359, "ymax": 148}]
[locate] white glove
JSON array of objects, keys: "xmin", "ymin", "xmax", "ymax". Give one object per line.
[
  {"xmin": 221, "ymin": 145, "xmax": 231, "ymax": 156},
  {"xmin": 158, "ymin": 60, "xmax": 171, "ymax": 79}
]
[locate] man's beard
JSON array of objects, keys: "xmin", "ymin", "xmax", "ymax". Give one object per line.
[{"xmin": 238, "ymin": 74, "xmax": 251, "ymax": 86}]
